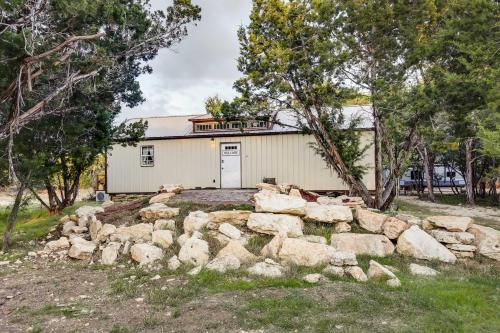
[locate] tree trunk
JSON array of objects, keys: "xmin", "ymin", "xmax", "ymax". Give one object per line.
[
  {"xmin": 374, "ymin": 114, "xmax": 383, "ymax": 208},
  {"xmin": 490, "ymin": 176, "xmax": 498, "ymax": 206},
  {"xmin": 464, "ymin": 138, "xmax": 475, "ymax": 206},
  {"xmin": 2, "ymin": 182, "xmax": 26, "ymax": 253},
  {"xmin": 421, "ymin": 147, "xmax": 435, "ymax": 202}
]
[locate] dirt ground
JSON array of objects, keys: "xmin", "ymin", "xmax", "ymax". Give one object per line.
[
  {"xmin": 0, "ymin": 189, "xmax": 94, "ymax": 208},
  {"xmin": 397, "ymin": 196, "xmax": 500, "ymax": 222}
]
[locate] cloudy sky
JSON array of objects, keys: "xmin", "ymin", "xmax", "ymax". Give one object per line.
[{"xmin": 118, "ymin": 0, "xmax": 253, "ymax": 121}]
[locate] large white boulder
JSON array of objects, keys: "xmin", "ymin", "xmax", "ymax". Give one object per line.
[
  {"xmin": 304, "ymin": 202, "xmax": 353, "ymax": 223},
  {"xmin": 206, "ymin": 255, "xmax": 241, "ymax": 273},
  {"xmin": 396, "ymin": 226, "xmax": 456, "ymax": 263},
  {"xmin": 62, "ymin": 221, "xmax": 76, "ymax": 236},
  {"xmin": 89, "ymin": 219, "xmax": 102, "ymax": 241},
  {"xmin": 468, "ymin": 224, "xmax": 500, "ymax": 261},
  {"xmin": 330, "ymin": 250, "xmax": 358, "ymax": 266},
  {"xmin": 367, "ymin": 260, "xmax": 397, "ymax": 281},
  {"xmin": 167, "ymin": 255, "xmax": 181, "ymax": 271},
  {"xmin": 256, "ymin": 183, "xmax": 280, "ymax": 193},
  {"xmin": 44, "ymin": 237, "xmax": 70, "ymax": 252},
  {"xmin": 154, "ymin": 219, "xmax": 176, "ymax": 231},
  {"xmin": 149, "ymin": 192, "xmax": 176, "ymax": 204},
  {"xmin": 429, "ymin": 230, "xmax": 475, "ymax": 244},
  {"xmin": 425, "ymin": 216, "xmax": 473, "ymax": 232},
  {"xmin": 111, "ymin": 223, "xmax": 153, "ymax": 242},
  {"xmin": 260, "ymin": 233, "xmax": 286, "ymax": 260},
  {"xmin": 216, "ymin": 240, "xmax": 257, "ymax": 264},
  {"xmin": 101, "ymin": 242, "xmax": 121, "ymax": 265},
  {"xmin": 254, "ymin": 190, "xmax": 307, "ymax": 215},
  {"xmin": 409, "ymin": 263, "xmax": 439, "ymax": 276},
  {"xmin": 130, "ymin": 243, "xmax": 164, "ymax": 265},
  {"xmin": 152, "ymin": 230, "xmax": 174, "ymax": 249},
  {"xmin": 68, "ymin": 238, "xmax": 96, "ymax": 260},
  {"xmin": 382, "ymin": 217, "xmax": 409, "ymax": 240},
  {"xmin": 344, "ymin": 266, "xmax": 367, "ymax": 282},
  {"xmin": 330, "ymin": 233, "xmax": 395, "ymax": 257},
  {"xmin": 139, "ymin": 203, "xmax": 179, "ymax": 220},
  {"xmin": 247, "ymin": 259, "xmax": 285, "ymax": 277},
  {"xmin": 183, "ymin": 211, "xmax": 210, "ymax": 235},
  {"xmin": 178, "ymin": 237, "xmax": 210, "ymax": 266},
  {"xmin": 96, "ymin": 224, "xmax": 117, "ymax": 242},
  {"xmin": 278, "ymin": 238, "xmax": 336, "ymax": 267},
  {"xmin": 356, "ymin": 209, "xmax": 387, "ymax": 233},
  {"xmin": 247, "ymin": 213, "xmax": 303, "ymax": 237},
  {"xmin": 207, "ymin": 210, "xmax": 251, "ymax": 229},
  {"xmin": 75, "ymin": 205, "xmax": 104, "ymax": 218},
  {"xmin": 218, "ymin": 223, "xmax": 241, "ymax": 240}
]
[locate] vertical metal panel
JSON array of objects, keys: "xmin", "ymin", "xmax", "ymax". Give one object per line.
[{"xmin": 106, "ymin": 132, "xmax": 375, "ymax": 193}]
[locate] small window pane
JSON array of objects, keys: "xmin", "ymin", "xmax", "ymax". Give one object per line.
[{"xmin": 141, "ymin": 145, "xmax": 154, "ymax": 167}]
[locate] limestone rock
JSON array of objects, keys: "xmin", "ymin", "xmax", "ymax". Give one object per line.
[
  {"xmin": 207, "ymin": 210, "xmax": 251, "ymax": 229},
  {"xmin": 89, "ymin": 219, "xmax": 102, "ymax": 241},
  {"xmin": 409, "ymin": 263, "xmax": 439, "ymax": 276},
  {"xmin": 112, "ymin": 223, "xmax": 153, "ymax": 242},
  {"xmin": 183, "ymin": 211, "xmax": 209, "ymax": 235},
  {"xmin": 68, "ymin": 238, "xmax": 96, "ymax": 260},
  {"xmin": 396, "ymin": 226, "xmax": 456, "ymax": 263},
  {"xmin": 367, "ymin": 260, "xmax": 397, "ymax": 281},
  {"xmin": 177, "ymin": 233, "xmax": 190, "ymax": 247},
  {"xmin": 44, "ymin": 237, "xmax": 70, "ymax": 252},
  {"xmin": 130, "ymin": 243, "xmax": 164, "ymax": 265},
  {"xmin": 330, "ymin": 250, "xmax": 357, "ymax": 266},
  {"xmin": 260, "ymin": 233, "xmax": 286, "ymax": 260},
  {"xmin": 278, "ymin": 183, "xmax": 297, "ymax": 194},
  {"xmin": 425, "ymin": 216, "xmax": 473, "ymax": 232},
  {"xmin": 468, "ymin": 224, "xmax": 500, "ymax": 261},
  {"xmin": 167, "ymin": 255, "xmax": 181, "ymax": 271},
  {"xmin": 101, "ymin": 242, "xmax": 120, "ymax": 265},
  {"xmin": 301, "ymin": 235, "xmax": 327, "ymax": 244},
  {"xmin": 386, "ymin": 278, "xmax": 401, "ymax": 287},
  {"xmin": 247, "ymin": 259, "xmax": 284, "ymax": 277},
  {"xmin": 278, "ymin": 238, "xmax": 336, "ymax": 267},
  {"xmin": 216, "ymin": 240, "xmax": 257, "ymax": 264},
  {"xmin": 303, "ymin": 273, "xmax": 325, "ymax": 284},
  {"xmin": 304, "ymin": 202, "xmax": 353, "ymax": 223},
  {"xmin": 178, "ymin": 237, "xmax": 210, "ymax": 266},
  {"xmin": 396, "ymin": 214, "xmax": 422, "ymax": 226},
  {"xmin": 75, "ymin": 205, "xmax": 104, "ymax": 218},
  {"xmin": 316, "ymin": 196, "xmax": 343, "ymax": 205},
  {"xmin": 97, "ymin": 224, "xmax": 117, "ymax": 242},
  {"xmin": 152, "ymin": 230, "xmax": 173, "ymax": 249},
  {"xmin": 451, "ymin": 250, "xmax": 474, "ymax": 258},
  {"xmin": 149, "ymin": 192, "xmax": 176, "ymax": 204},
  {"xmin": 154, "ymin": 219, "xmax": 176, "ymax": 231},
  {"xmin": 71, "ymin": 226, "xmax": 88, "ymax": 234},
  {"xmin": 218, "ymin": 223, "xmax": 241, "ymax": 240},
  {"xmin": 334, "ymin": 222, "xmax": 351, "ymax": 233},
  {"xmin": 254, "ymin": 190, "xmax": 307, "ymax": 215},
  {"xmin": 59, "ymin": 215, "xmax": 70, "ymax": 223},
  {"xmin": 289, "ymin": 188, "xmax": 302, "ymax": 198},
  {"xmin": 446, "ymin": 243, "xmax": 476, "ymax": 252},
  {"xmin": 206, "ymin": 255, "xmax": 241, "ymax": 273},
  {"xmin": 188, "ymin": 266, "xmax": 203, "ymax": 276},
  {"xmin": 429, "ymin": 230, "xmax": 475, "ymax": 245},
  {"xmin": 256, "ymin": 183, "xmax": 280, "ymax": 193},
  {"xmin": 139, "ymin": 203, "xmax": 179, "ymax": 220},
  {"xmin": 356, "ymin": 209, "xmax": 387, "ymax": 233},
  {"xmin": 159, "ymin": 184, "xmax": 184, "ymax": 194},
  {"xmin": 62, "ymin": 221, "xmax": 76, "ymax": 236},
  {"xmin": 322, "ymin": 265, "xmax": 345, "ymax": 277},
  {"xmin": 382, "ymin": 217, "xmax": 408, "ymax": 240},
  {"xmin": 345, "ymin": 266, "xmax": 367, "ymax": 282},
  {"xmin": 331, "ymin": 233, "xmax": 395, "ymax": 257},
  {"xmin": 247, "ymin": 213, "xmax": 303, "ymax": 237}
]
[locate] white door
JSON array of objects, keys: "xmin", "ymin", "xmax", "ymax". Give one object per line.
[{"xmin": 221, "ymin": 143, "xmax": 241, "ymax": 188}]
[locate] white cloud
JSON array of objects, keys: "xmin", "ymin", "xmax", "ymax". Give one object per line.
[{"xmin": 118, "ymin": 0, "xmax": 252, "ymax": 121}]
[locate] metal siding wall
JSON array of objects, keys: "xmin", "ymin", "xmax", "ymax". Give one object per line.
[{"xmin": 107, "ymin": 132, "xmax": 375, "ymax": 193}]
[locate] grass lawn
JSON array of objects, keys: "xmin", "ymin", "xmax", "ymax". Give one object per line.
[{"xmin": 0, "ymin": 201, "xmax": 97, "ymax": 251}]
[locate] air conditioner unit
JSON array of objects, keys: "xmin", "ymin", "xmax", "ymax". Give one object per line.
[{"xmin": 95, "ymin": 191, "xmax": 109, "ymax": 203}]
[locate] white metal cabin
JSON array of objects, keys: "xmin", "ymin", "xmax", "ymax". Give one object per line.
[{"xmin": 106, "ymin": 105, "xmax": 376, "ymax": 194}]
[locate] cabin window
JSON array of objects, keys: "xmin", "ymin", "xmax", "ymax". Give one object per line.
[
  {"xmin": 446, "ymin": 171, "xmax": 456, "ymax": 178},
  {"xmin": 196, "ymin": 123, "xmax": 212, "ymax": 131},
  {"xmin": 231, "ymin": 122, "xmax": 241, "ymax": 129},
  {"xmin": 141, "ymin": 145, "xmax": 154, "ymax": 167},
  {"xmin": 214, "ymin": 123, "xmax": 230, "ymax": 130}
]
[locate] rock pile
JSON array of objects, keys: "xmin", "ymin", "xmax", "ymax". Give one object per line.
[{"xmin": 422, "ymin": 216, "xmax": 477, "ymax": 259}]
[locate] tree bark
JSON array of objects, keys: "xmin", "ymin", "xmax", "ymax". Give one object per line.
[
  {"xmin": 490, "ymin": 176, "xmax": 498, "ymax": 206},
  {"xmin": 2, "ymin": 182, "xmax": 26, "ymax": 252},
  {"xmin": 374, "ymin": 111, "xmax": 383, "ymax": 208},
  {"xmin": 421, "ymin": 147, "xmax": 436, "ymax": 202},
  {"xmin": 464, "ymin": 138, "xmax": 475, "ymax": 206}
]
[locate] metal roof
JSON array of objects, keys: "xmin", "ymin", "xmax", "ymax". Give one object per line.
[{"xmin": 126, "ymin": 105, "xmax": 373, "ymax": 139}]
